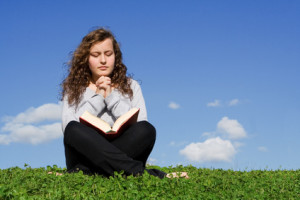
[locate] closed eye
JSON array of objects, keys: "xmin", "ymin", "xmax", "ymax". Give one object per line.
[
  {"xmin": 90, "ymin": 53, "xmax": 100, "ymax": 57},
  {"xmin": 105, "ymin": 51, "xmax": 113, "ymax": 56}
]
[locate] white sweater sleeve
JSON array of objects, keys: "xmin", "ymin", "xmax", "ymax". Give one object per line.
[
  {"xmin": 130, "ymin": 80, "xmax": 147, "ymax": 122},
  {"xmin": 104, "ymin": 79, "xmax": 147, "ymax": 122},
  {"xmin": 61, "ymin": 91, "xmax": 106, "ymax": 132}
]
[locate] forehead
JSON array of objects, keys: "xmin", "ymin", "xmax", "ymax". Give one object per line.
[{"xmin": 90, "ymin": 38, "xmax": 114, "ymax": 51}]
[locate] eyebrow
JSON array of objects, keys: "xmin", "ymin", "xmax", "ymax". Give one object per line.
[{"xmin": 90, "ymin": 50, "xmax": 113, "ymax": 53}]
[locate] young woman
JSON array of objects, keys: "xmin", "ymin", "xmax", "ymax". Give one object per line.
[{"xmin": 60, "ymin": 28, "xmax": 167, "ymax": 178}]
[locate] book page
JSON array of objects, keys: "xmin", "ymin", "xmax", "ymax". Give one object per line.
[
  {"xmin": 81, "ymin": 111, "xmax": 112, "ymax": 133},
  {"xmin": 112, "ymin": 108, "xmax": 139, "ymax": 131}
]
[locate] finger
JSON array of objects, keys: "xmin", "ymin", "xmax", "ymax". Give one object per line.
[
  {"xmin": 99, "ymin": 80, "xmax": 111, "ymax": 88},
  {"xmin": 105, "ymin": 86, "xmax": 112, "ymax": 97},
  {"xmin": 95, "ymin": 76, "xmax": 104, "ymax": 86},
  {"xmin": 98, "ymin": 82, "xmax": 110, "ymax": 89},
  {"xmin": 99, "ymin": 88, "xmax": 106, "ymax": 97},
  {"xmin": 97, "ymin": 77, "xmax": 111, "ymax": 84},
  {"xmin": 103, "ymin": 77, "xmax": 111, "ymax": 84},
  {"xmin": 103, "ymin": 76, "xmax": 111, "ymax": 81}
]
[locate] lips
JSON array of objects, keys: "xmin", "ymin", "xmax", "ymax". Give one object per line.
[{"xmin": 98, "ymin": 66, "xmax": 108, "ymax": 70}]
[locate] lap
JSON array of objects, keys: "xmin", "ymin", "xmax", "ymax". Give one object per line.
[{"xmin": 64, "ymin": 120, "xmax": 156, "ymax": 159}]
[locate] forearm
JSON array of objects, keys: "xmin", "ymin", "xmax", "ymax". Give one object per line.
[
  {"xmin": 105, "ymin": 90, "xmax": 131, "ymax": 120},
  {"xmin": 62, "ymin": 94, "xmax": 106, "ymax": 132},
  {"xmin": 76, "ymin": 94, "xmax": 106, "ymax": 117},
  {"xmin": 105, "ymin": 80, "xmax": 148, "ymax": 122}
]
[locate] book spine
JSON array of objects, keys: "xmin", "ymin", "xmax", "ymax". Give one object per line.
[{"xmin": 80, "ymin": 117, "xmax": 117, "ymax": 141}]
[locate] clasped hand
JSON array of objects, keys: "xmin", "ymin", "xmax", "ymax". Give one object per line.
[{"xmin": 95, "ymin": 76, "xmax": 114, "ymax": 98}]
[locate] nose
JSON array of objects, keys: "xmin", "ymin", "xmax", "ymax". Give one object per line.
[{"xmin": 100, "ymin": 54, "xmax": 106, "ymax": 64}]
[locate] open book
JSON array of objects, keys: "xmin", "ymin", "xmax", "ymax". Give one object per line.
[{"xmin": 79, "ymin": 108, "xmax": 140, "ymax": 140}]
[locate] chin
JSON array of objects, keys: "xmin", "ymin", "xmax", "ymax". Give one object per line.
[{"xmin": 99, "ymin": 72, "xmax": 111, "ymax": 77}]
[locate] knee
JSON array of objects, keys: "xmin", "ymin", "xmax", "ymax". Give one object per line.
[
  {"xmin": 64, "ymin": 121, "xmax": 80, "ymax": 142},
  {"xmin": 64, "ymin": 121, "xmax": 79, "ymax": 134},
  {"xmin": 136, "ymin": 121, "xmax": 156, "ymax": 141}
]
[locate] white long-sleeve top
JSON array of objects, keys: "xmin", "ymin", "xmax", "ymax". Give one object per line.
[{"xmin": 61, "ymin": 79, "xmax": 147, "ymax": 133}]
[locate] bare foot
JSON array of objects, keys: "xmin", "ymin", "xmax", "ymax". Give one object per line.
[
  {"xmin": 47, "ymin": 172, "xmax": 63, "ymax": 176},
  {"xmin": 166, "ymin": 172, "xmax": 189, "ymax": 179}
]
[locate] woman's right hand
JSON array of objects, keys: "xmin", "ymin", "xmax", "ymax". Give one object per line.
[{"xmin": 95, "ymin": 76, "xmax": 112, "ymax": 98}]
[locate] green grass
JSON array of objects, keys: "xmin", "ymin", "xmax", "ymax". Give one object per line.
[{"xmin": 0, "ymin": 165, "xmax": 299, "ymax": 199}]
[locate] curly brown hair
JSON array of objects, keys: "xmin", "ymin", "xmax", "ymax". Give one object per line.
[{"xmin": 61, "ymin": 28, "xmax": 133, "ymax": 107}]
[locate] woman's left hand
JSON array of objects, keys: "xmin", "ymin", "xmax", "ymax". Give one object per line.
[{"xmin": 96, "ymin": 76, "xmax": 113, "ymax": 98}]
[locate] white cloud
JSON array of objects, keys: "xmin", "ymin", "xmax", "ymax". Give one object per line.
[
  {"xmin": 0, "ymin": 123, "xmax": 62, "ymax": 145},
  {"xmin": 2, "ymin": 103, "xmax": 62, "ymax": 124},
  {"xmin": 147, "ymin": 158, "xmax": 157, "ymax": 166},
  {"xmin": 0, "ymin": 134, "xmax": 10, "ymax": 145},
  {"xmin": 228, "ymin": 99, "xmax": 240, "ymax": 106},
  {"xmin": 233, "ymin": 141, "xmax": 245, "ymax": 148},
  {"xmin": 168, "ymin": 102, "xmax": 180, "ymax": 109},
  {"xmin": 0, "ymin": 102, "xmax": 63, "ymax": 145},
  {"xmin": 169, "ymin": 140, "xmax": 188, "ymax": 147},
  {"xmin": 258, "ymin": 146, "xmax": 268, "ymax": 152},
  {"xmin": 169, "ymin": 141, "xmax": 176, "ymax": 146},
  {"xmin": 180, "ymin": 137, "xmax": 236, "ymax": 163},
  {"xmin": 207, "ymin": 100, "xmax": 221, "ymax": 107},
  {"xmin": 217, "ymin": 117, "xmax": 247, "ymax": 139},
  {"xmin": 181, "ymin": 116, "xmax": 248, "ymax": 164},
  {"xmin": 201, "ymin": 131, "xmax": 216, "ymax": 138},
  {"xmin": 207, "ymin": 99, "xmax": 241, "ymax": 107}
]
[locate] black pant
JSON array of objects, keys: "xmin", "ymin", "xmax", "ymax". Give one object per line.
[{"xmin": 64, "ymin": 120, "xmax": 164, "ymax": 177}]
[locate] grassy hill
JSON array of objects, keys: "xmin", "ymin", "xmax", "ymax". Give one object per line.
[{"xmin": 0, "ymin": 165, "xmax": 299, "ymax": 199}]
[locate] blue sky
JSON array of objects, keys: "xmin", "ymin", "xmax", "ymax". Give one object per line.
[{"xmin": 0, "ymin": 0, "xmax": 299, "ymax": 170}]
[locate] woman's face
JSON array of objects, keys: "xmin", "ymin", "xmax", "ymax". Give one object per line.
[{"xmin": 88, "ymin": 38, "xmax": 115, "ymax": 80}]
